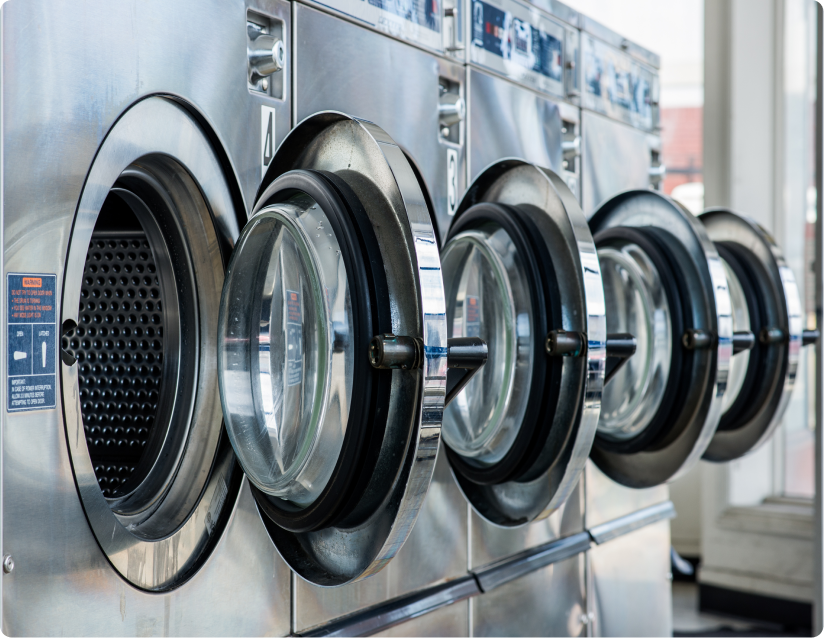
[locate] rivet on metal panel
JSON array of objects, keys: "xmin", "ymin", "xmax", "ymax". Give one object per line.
[{"xmin": 3, "ymin": 554, "xmax": 15, "ymax": 574}]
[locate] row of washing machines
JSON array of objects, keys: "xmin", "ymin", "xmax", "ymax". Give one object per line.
[{"xmin": 0, "ymin": 0, "xmax": 815, "ymax": 635}]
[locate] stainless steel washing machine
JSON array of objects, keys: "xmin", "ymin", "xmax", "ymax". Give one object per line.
[
  {"xmin": 1, "ymin": 0, "xmax": 293, "ymax": 633},
  {"xmin": 456, "ymin": 1, "xmax": 592, "ymax": 634},
  {"xmin": 2, "ymin": 0, "xmax": 459, "ymax": 633}
]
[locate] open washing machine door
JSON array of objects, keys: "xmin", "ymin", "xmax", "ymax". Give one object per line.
[
  {"xmin": 60, "ymin": 97, "xmax": 245, "ymax": 591},
  {"xmin": 699, "ymin": 209, "xmax": 817, "ymax": 461},
  {"xmin": 217, "ymin": 112, "xmax": 455, "ymax": 586},
  {"xmin": 588, "ymin": 190, "xmax": 733, "ymax": 488},
  {"xmin": 438, "ymin": 159, "xmax": 606, "ymax": 526}
]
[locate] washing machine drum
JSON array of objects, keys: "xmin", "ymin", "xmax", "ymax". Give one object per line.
[
  {"xmin": 699, "ymin": 209, "xmax": 804, "ymax": 462},
  {"xmin": 60, "ymin": 97, "xmax": 245, "ymax": 593},
  {"xmin": 217, "ymin": 113, "xmax": 447, "ymax": 586},
  {"xmin": 440, "ymin": 160, "xmax": 605, "ymax": 526},
  {"xmin": 588, "ymin": 191, "xmax": 733, "ymax": 488}
]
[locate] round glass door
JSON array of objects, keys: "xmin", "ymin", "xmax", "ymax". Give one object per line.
[
  {"xmin": 218, "ymin": 112, "xmax": 447, "ymax": 586},
  {"xmin": 441, "ymin": 160, "xmax": 605, "ymax": 527},
  {"xmin": 220, "ymin": 193, "xmax": 352, "ymax": 508},
  {"xmin": 589, "ymin": 191, "xmax": 732, "ymax": 488}
]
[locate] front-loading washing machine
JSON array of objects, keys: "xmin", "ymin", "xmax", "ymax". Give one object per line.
[
  {"xmin": 455, "ymin": 1, "xmax": 594, "ymax": 634},
  {"xmin": 2, "ymin": 0, "xmax": 291, "ymax": 633},
  {"xmin": 2, "ymin": 0, "xmax": 463, "ymax": 633}
]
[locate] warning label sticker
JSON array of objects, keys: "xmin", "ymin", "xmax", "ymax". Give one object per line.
[{"xmin": 7, "ymin": 273, "xmax": 57, "ymax": 412}]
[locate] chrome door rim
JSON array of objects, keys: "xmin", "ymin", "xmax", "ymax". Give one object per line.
[
  {"xmin": 589, "ymin": 190, "xmax": 733, "ymax": 487},
  {"xmin": 700, "ymin": 209, "xmax": 802, "ymax": 461},
  {"xmin": 446, "ymin": 159, "xmax": 606, "ymax": 527},
  {"xmin": 247, "ymin": 112, "xmax": 447, "ymax": 586}
]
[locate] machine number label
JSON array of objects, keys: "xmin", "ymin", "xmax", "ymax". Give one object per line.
[
  {"xmin": 7, "ymin": 273, "xmax": 57, "ymax": 412},
  {"xmin": 261, "ymin": 105, "xmax": 277, "ymax": 179},
  {"xmin": 447, "ymin": 148, "xmax": 458, "ymax": 216}
]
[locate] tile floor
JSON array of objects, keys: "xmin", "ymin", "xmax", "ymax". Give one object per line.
[{"xmin": 672, "ymin": 582, "xmax": 810, "ymax": 637}]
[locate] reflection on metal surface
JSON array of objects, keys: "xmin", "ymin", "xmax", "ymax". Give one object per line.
[
  {"xmin": 581, "ymin": 111, "xmax": 658, "ymax": 217},
  {"xmin": 301, "ymin": 529, "xmax": 602, "ymax": 635},
  {"xmin": 474, "ymin": 532, "xmax": 591, "ymax": 591},
  {"xmin": 302, "ymin": 577, "xmax": 479, "ymax": 637},
  {"xmin": 469, "ymin": 69, "xmax": 564, "ymax": 182},
  {"xmin": 294, "ymin": 5, "xmax": 465, "ymax": 244},
  {"xmin": 293, "ymin": 447, "xmax": 469, "ymax": 632},
  {"xmin": 588, "ymin": 501, "xmax": 676, "ymax": 545},
  {"xmin": 589, "ymin": 520, "xmax": 673, "ymax": 637},
  {"xmin": 469, "ymin": 0, "xmax": 569, "ymax": 98},
  {"xmin": 473, "ymin": 554, "xmax": 587, "ymax": 637},
  {"xmin": 581, "ymin": 32, "xmax": 657, "ymax": 132}
]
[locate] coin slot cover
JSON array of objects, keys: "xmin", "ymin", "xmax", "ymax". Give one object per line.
[{"xmin": 248, "ymin": 10, "xmax": 285, "ymax": 98}]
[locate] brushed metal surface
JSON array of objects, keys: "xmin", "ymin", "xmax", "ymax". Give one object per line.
[
  {"xmin": 380, "ymin": 599, "xmax": 469, "ymax": 637},
  {"xmin": 585, "ymin": 461, "xmax": 669, "ymax": 529},
  {"xmin": 293, "ymin": 5, "xmax": 466, "ymax": 244},
  {"xmin": 294, "ymin": 447, "xmax": 468, "ymax": 631},
  {"xmin": 469, "ymin": 479, "xmax": 584, "ymax": 569},
  {"xmin": 589, "ymin": 520, "xmax": 673, "ymax": 637},
  {"xmin": 472, "ymin": 553, "xmax": 587, "ymax": 637},
  {"xmin": 2, "ymin": 0, "xmax": 292, "ymax": 632},
  {"xmin": 468, "ymin": 69, "xmax": 563, "ymax": 183},
  {"xmin": 588, "ymin": 501, "xmax": 675, "ymax": 544},
  {"xmin": 581, "ymin": 110, "xmax": 657, "ymax": 217},
  {"xmin": 473, "ymin": 531, "xmax": 591, "ymax": 591},
  {"xmin": 303, "ymin": 576, "xmax": 477, "ymax": 637}
]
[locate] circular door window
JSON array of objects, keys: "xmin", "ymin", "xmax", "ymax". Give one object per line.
[
  {"xmin": 700, "ymin": 209, "xmax": 805, "ymax": 461},
  {"xmin": 589, "ymin": 191, "xmax": 732, "ymax": 488},
  {"xmin": 440, "ymin": 160, "xmax": 605, "ymax": 526},
  {"xmin": 218, "ymin": 113, "xmax": 447, "ymax": 586},
  {"xmin": 60, "ymin": 97, "xmax": 243, "ymax": 591}
]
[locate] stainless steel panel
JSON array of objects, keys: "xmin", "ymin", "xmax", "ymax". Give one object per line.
[
  {"xmin": 4, "ymin": 478, "xmax": 291, "ymax": 635},
  {"xmin": 381, "ymin": 600, "xmax": 469, "ymax": 637},
  {"xmin": 469, "ymin": 478, "xmax": 584, "ymax": 569},
  {"xmin": 294, "ymin": 4, "xmax": 465, "ymax": 243},
  {"xmin": 585, "ymin": 461, "xmax": 668, "ymax": 528},
  {"xmin": 294, "ymin": 446, "xmax": 468, "ymax": 632},
  {"xmin": 589, "ymin": 520, "xmax": 673, "ymax": 637},
  {"xmin": 581, "ymin": 110, "xmax": 656, "ymax": 217},
  {"xmin": 2, "ymin": 0, "xmax": 292, "ymax": 632},
  {"xmin": 588, "ymin": 502, "xmax": 675, "ymax": 545},
  {"xmin": 472, "ymin": 553, "xmax": 587, "ymax": 637},
  {"xmin": 468, "ymin": 69, "xmax": 563, "ymax": 182}
]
